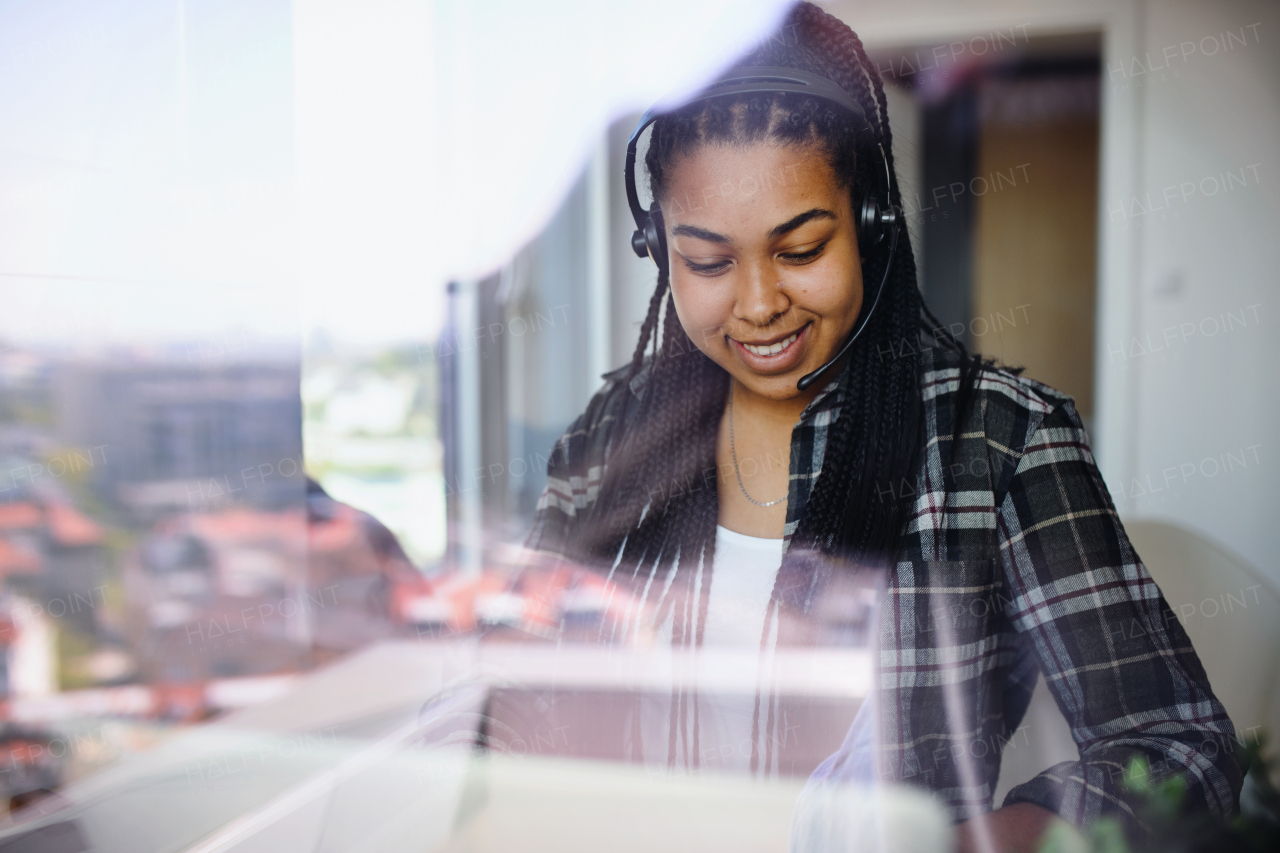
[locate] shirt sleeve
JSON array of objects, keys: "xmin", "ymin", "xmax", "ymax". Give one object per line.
[
  {"xmin": 995, "ymin": 399, "xmax": 1243, "ymax": 834},
  {"xmin": 524, "ymin": 370, "xmax": 630, "ymax": 559},
  {"xmin": 525, "ymin": 410, "xmax": 592, "ymax": 559}
]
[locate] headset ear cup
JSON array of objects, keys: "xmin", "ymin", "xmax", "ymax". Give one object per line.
[
  {"xmin": 858, "ymin": 195, "xmax": 881, "ymax": 256},
  {"xmin": 646, "ymin": 204, "xmax": 668, "ymax": 275},
  {"xmin": 631, "ymin": 228, "xmax": 650, "ymax": 259}
]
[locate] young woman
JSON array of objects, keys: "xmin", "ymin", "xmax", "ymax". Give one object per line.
[{"xmin": 526, "ymin": 3, "xmax": 1241, "ymax": 849}]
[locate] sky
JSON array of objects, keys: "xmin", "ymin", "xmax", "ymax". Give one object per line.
[
  {"xmin": 0, "ymin": 0, "xmax": 299, "ymax": 348},
  {"xmin": 0, "ymin": 0, "xmax": 790, "ymax": 350}
]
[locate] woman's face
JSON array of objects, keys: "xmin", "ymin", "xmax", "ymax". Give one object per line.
[{"xmin": 661, "ymin": 141, "xmax": 863, "ymax": 402}]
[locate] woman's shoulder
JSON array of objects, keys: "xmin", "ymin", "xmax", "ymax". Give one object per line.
[
  {"xmin": 580, "ymin": 359, "xmax": 650, "ymax": 436},
  {"xmin": 916, "ymin": 346, "xmax": 1087, "ymax": 457},
  {"xmin": 545, "ymin": 359, "xmax": 647, "ymax": 477}
]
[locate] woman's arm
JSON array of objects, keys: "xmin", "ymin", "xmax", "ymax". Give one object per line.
[
  {"xmin": 993, "ymin": 400, "xmax": 1243, "ymax": 837},
  {"xmin": 955, "ymin": 802, "xmax": 1068, "ymax": 853}
]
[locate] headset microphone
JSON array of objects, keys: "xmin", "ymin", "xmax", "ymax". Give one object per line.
[
  {"xmin": 624, "ymin": 66, "xmax": 899, "ymax": 393},
  {"xmin": 796, "ymin": 214, "xmax": 897, "ymax": 391}
]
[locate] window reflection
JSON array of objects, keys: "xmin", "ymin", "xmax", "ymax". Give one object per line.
[{"xmin": 0, "ymin": 0, "xmax": 1276, "ymax": 851}]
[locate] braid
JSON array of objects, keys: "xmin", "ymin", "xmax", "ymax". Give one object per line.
[
  {"xmin": 628, "ymin": 272, "xmax": 669, "ymax": 382},
  {"xmin": 583, "ymin": 284, "xmax": 725, "ymax": 591},
  {"xmin": 841, "ymin": 24, "xmax": 898, "ymax": 186},
  {"xmin": 791, "ymin": 3, "xmax": 884, "ymax": 134}
]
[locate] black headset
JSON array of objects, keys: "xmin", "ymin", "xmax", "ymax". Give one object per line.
[{"xmin": 624, "ymin": 66, "xmax": 900, "ymax": 391}]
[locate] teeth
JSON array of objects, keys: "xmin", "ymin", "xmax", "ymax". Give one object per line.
[{"xmin": 742, "ymin": 331, "xmax": 798, "ymax": 356}]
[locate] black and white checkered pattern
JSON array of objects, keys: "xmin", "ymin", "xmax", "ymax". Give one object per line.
[{"xmin": 528, "ymin": 347, "xmax": 1241, "ymax": 832}]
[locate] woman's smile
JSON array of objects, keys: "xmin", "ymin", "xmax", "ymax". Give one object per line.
[{"xmin": 728, "ymin": 322, "xmax": 811, "ymax": 373}]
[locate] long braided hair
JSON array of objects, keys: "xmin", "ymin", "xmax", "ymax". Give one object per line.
[{"xmin": 577, "ymin": 2, "xmax": 975, "ymax": 641}]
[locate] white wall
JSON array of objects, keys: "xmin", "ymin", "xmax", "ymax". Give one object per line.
[
  {"xmin": 881, "ymin": 82, "xmax": 926, "ymax": 285},
  {"xmin": 826, "ymin": 0, "xmax": 1279, "ymax": 585},
  {"xmin": 1122, "ymin": 0, "xmax": 1278, "ymax": 585}
]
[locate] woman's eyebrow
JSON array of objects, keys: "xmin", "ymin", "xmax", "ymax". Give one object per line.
[
  {"xmin": 669, "ymin": 208, "xmax": 837, "ymax": 245},
  {"xmin": 768, "ymin": 208, "xmax": 837, "ymax": 239},
  {"xmin": 670, "ymin": 223, "xmax": 731, "ymax": 244}
]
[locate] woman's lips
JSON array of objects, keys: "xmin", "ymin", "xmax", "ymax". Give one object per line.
[{"xmin": 729, "ymin": 323, "xmax": 811, "ymax": 373}]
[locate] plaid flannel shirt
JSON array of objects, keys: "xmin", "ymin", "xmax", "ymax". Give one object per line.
[{"xmin": 528, "ymin": 346, "xmax": 1242, "ymax": 833}]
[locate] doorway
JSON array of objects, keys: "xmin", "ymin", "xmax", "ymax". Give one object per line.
[{"xmin": 878, "ymin": 35, "xmax": 1102, "ymax": 422}]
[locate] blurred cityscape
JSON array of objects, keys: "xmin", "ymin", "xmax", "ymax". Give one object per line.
[
  {"xmin": 0, "ymin": 328, "xmax": 720, "ymax": 814},
  {"xmin": 0, "ymin": 338, "xmax": 462, "ymax": 808}
]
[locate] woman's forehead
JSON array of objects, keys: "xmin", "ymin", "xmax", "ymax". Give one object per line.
[{"xmin": 663, "ymin": 142, "xmax": 846, "ymax": 219}]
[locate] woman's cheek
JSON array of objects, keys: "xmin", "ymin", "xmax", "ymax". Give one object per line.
[
  {"xmin": 800, "ymin": 268, "xmax": 862, "ymax": 323},
  {"xmin": 670, "ymin": 281, "xmax": 723, "ymax": 357}
]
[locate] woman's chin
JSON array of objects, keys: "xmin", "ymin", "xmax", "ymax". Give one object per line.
[{"xmin": 728, "ymin": 365, "xmax": 825, "ymax": 401}]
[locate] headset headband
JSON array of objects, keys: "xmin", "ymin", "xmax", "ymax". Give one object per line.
[{"xmin": 624, "ymin": 66, "xmax": 889, "ymax": 228}]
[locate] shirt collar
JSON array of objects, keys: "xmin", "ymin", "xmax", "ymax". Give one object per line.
[{"xmin": 796, "ymin": 359, "xmax": 850, "ymax": 424}]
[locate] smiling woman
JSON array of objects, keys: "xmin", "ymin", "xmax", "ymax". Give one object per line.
[{"xmin": 524, "ymin": 3, "xmax": 1242, "ymax": 851}]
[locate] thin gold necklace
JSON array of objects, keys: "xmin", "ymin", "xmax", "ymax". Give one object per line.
[{"xmin": 728, "ymin": 383, "xmax": 788, "ymax": 508}]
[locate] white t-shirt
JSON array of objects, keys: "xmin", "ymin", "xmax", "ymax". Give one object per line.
[
  {"xmin": 701, "ymin": 525, "xmax": 786, "ymax": 646},
  {"xmin": 629, "ymin": 525, "xmax": 786, "ymax": 776}
]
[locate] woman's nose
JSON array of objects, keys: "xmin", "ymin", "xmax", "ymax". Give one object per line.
[{"xmin": 733, "ymin": 259, "xmax": 791, "ymax": 328}]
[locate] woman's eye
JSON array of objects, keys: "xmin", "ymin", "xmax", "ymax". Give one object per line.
[
  {"xmin": 682, "ymin": 258, "xmax": 731, "ymax": 275},
  {"xmin": 780, "ymin": 244, "xmax": 825, "ymax": 264}
]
